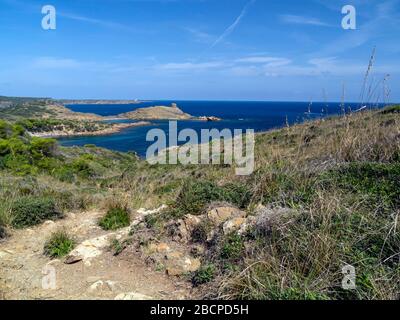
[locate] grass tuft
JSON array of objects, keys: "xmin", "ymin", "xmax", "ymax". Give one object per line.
[
  {"xmin": 44, "ymin": 230, "xmax": 75, "ymax": 258},
  {"xmin": 99, "ymin": 206, "xmax": 130, "ymax": 230}
]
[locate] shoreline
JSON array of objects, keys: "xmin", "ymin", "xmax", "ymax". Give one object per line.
[{"xmin": 30, "ymin": 121, "xmax": 151, "ymax": 138}]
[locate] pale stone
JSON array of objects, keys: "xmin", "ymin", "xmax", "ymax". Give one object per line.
[
  {"xmin": 0, "ymin": 251, "xmax": 9, "ymax": 259},
  {"xmin": 88, "ymin": 280, "xmax": 116, "ymax": 293},
  {"xmin": 223, "ymin": 217, "xmax": 247, "ymax": 235},
  {"xmin": 148, "ymin": 242, "xmax": 171, "ymax": 254},
  {"xmin": 207, "ymin": 206, "xmax": 246, "ymax": 226},
  {"xmin": 165, "ymin": 251, "xmax": 201, "ymax": 276},
  {"xmin": 66, "ymin": 205, "xmax": 165, "ymax": 264},
  {"xmin": 114, "ymin": 292, "xmax": 153, "ymax": 300}
]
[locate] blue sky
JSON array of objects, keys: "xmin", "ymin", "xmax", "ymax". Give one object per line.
[{"xmin": 0, "ymin": 0, "xmax": 399, "ymax": 101}]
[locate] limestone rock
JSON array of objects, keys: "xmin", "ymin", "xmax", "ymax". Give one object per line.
[
  {"xmin": 223, "ymin": 217, "xmax": 247, "ymax": 235},
  {"xmin": 137, "ymin": 204, "xmax": 167, "ymax": 216},
  {"xmin": 87, "ymin": 280, "xmax": 116, "ymax": 293},
  {"xmin": 207, "ymin": 206, "xmax": 246, "ymax": 226},
  {"xmin": 65, "ymin": 234, "xmax": 109, "ymax": 264},
  {"xmin": 165, "ymin": 251, "xmax": 201, "ymax": 276},
  {"xmin": 148, "ymin": 242, "xmax": 171, "ymax": 254}
]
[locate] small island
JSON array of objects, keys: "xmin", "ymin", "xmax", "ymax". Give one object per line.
[{"xmin": 119, "ymin": 103, "xmax": 221, "ymax": 121}]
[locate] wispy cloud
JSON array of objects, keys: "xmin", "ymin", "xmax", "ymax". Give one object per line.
[
  {"xmin": 236, "ymin": 56, "xmax": 292, "ymax": 67},
  {"xmin": 59, "ymin": 12, "xmax": 143, "ymax": 33},
  {"xmin": 157, "ymin": 61, "xmax": 225, "ymax": 71},
  {"xmin": 279, "ymin": 14, "xmax": 332, "ymax": 27},
  {"xmin": 32, "ymin": 57, "xmax": 82, "ymax": 69},
  {"xmin": 210, "ymin": 0, "xmax": 256, "ymax": 48},
  {"xmin": 185, "ymin": 28, "xmax": 216, "ymax": 44}
]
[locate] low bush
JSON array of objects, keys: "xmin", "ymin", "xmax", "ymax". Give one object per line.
[{"xmin": 11, "ymin": 196, "xmax": 62, "ymax": 228}]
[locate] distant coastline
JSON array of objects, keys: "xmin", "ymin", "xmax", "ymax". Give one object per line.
[
  {"xmin": 57, "ymin": 99, "xmax": 145, "ymax": 105},
  {"xmin": 29, "ymin": 121, "xmax": 151, "ymax": 138}
]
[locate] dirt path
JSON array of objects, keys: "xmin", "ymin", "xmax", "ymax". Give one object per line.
[{"xmin": 0, "ymin": 210, "xmax": 191, "ymax": 300}]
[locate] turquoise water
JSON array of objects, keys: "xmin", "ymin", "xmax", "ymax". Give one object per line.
[{"xmin": 59, "ymin": 100, "xmax": 368, "ymax": 157}]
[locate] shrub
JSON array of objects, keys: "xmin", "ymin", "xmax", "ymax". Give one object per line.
[
  {"xmin": 192, "ymin": 264, "xmax": 216, "ymax": 286},
  {"xmin": 174, "ymin": 180, "xmax": 252, "ymax": 217},
  {"xmin": 11, "ymin": 196, "xmax": 63, "ymax": 228},
  {"xmin": 0, "ymin": 120, "xmax": 12, "ymax": 139},
  {"xmin": 220, "ymin": 233, "xmax": 244, "ymax": 260},
  {"xmin": 176, "ymin": 181, "xmax": 225, "ymax": 215},
  {"xmin": 71, "ymin": 158, "xmax": 95, "ymax": 178},
  {"xmin": 30, "ymin": 137, "xmax": 57, "ymax": 159},
  {"xmin": 99, "ymin": 206, "xmax": 130, "ymax": 230},
  {"xmin": 44, "ymin": 230, "xmax": 75, "ymax": 258}
]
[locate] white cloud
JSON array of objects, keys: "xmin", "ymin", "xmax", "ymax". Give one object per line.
[
  {"xmin": 157, "ymin": 61, "xmax": 225, "ymax": 70},
  {"xmin": 236, "ymin": 56, "xmax": 292, "ymax": 68},
  {"xmin": 279, "ymin": 14, "xmax": 332, "ymax": 27},
  {"xmin": 32, "ymin": 57, "xmax": 82, "ymax": 69}
]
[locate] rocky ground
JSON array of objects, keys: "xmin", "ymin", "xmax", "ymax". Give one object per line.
[
  {"xmin": 0, "ymin": 207, "xmax": 192, "ymax": 300},
  {"xmin": 0, "ymin": 200, "xmax": 280, "ymax": 300}
]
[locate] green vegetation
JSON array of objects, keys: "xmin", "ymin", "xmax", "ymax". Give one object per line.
[
  {"xmin": 0, "ymin": 100, "xmax": 55, "ymax": 121},
  {"xmin": 44, "ymin": 230, "xmax": 75, "ymax": 258},
  {"xmin": 99, "ymin": 206, "xmax": 131, "ymax": 230},
  {"xmin": 11, "ymin": 196, "xmax": 62, "ymax": 228},
  {"xmin": 192, "ymin": 264, "xmax": 216, "ymax": 286},
  {"xmin": 17, "ymin": 118, "xmax": 111, "ymax": 134},
  {"xmin": 380, "ymin": 105, "xmax": 400, "ymax": 114},
  {"xmin": 324, "ymin": 162, "xmax": 400, "ymax": 210},
  {"xmin": 220, "ymin": 233, "xmax": 244, "ymax": 260}
]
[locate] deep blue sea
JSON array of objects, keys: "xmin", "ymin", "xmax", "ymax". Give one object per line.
[{"xmin": 59, "ymin": 100, "xmax": 368, "ymax": 157}]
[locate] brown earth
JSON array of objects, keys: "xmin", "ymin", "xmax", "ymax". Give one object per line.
[{"xmin": 0, "ymin": 210, "xmax": 191, "ymax": 300}]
